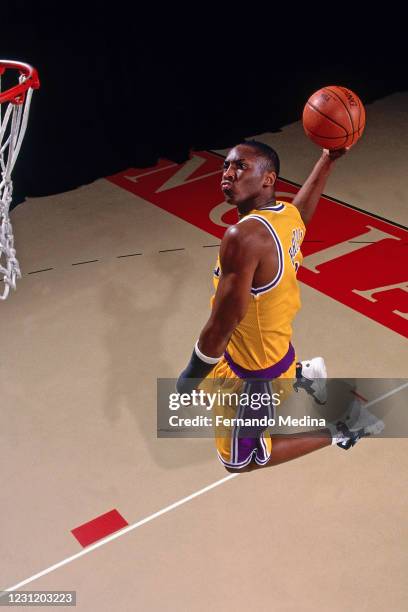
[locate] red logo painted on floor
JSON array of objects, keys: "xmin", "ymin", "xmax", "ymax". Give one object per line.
[{"xmin": 108, "ymin": 151, "xmax": 408, "ymax": 339}]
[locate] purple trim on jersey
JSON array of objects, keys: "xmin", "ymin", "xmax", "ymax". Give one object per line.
[
  {"xmin": 258, "ymin": 204, "xmax": 285, "ymax": 212},
  {"xmin": 224, "ymin": 343, "xmax": 295, "ymax": 379},
  {"xmin": 239, "ymin": 214, "xmax": 284, "ymax": 295}
]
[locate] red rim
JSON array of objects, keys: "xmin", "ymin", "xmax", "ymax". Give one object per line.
[{"xmin": 0, "ymin": 60, "xmax": 40, "ymax": 105}]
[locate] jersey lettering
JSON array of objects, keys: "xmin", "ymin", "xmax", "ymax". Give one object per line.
[{"xmin": 289, "ymin": 228, "xmax": 304, "ymax": 270}]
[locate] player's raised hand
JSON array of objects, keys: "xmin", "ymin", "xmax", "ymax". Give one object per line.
[{"xmin": 323, "ymin": 147, "xmax": 351, "ymax": 161}]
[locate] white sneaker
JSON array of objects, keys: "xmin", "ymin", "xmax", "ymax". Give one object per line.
[
  {"xmin": 295, "ymin": 357, "xmax": 327, "ymax": 404},
  {"xmin": 335, "ymin": 399, "xmax": 385, "ymax": 450},
  {"xmin": 345, "ymin": 399, "xmax": 385, "ymax": 436}
]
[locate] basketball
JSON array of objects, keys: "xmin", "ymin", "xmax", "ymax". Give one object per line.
[{"xmin": 302, "ymin": 86, "xmax": 366, "ymax": 150}]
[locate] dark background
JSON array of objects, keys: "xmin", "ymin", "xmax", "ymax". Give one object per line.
[{"xmin": 1, "ymin": 10, "xmax": 406, "ymax": 208}]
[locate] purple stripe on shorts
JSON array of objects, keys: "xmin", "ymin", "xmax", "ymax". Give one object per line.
[
  {"xmin": 224, "ymin": 343, "xmax": 295, "ymax": 380},
  {"xmin": 236, "ymin": 438, "xmax": 257, "ymax": 465}
]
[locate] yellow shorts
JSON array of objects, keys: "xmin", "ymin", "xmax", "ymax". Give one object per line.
[{"xmin": 200, "ymin": 357, "xmax": 296, "ymax": 469}]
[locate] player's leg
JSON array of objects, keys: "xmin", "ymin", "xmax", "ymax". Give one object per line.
[
  {"xmin": 227, "ymin": 400, "xmax": 385, "ymax": 472},
  {"xmin": 226, "ymin": 358, "xmax": 331, "ymax": 473},
  {"xmin": 227, "ymin": 430, "xmax": 331, "ymax": 472},
  {"xmin": 224, "ymin": 360, "xmax": 385, "ymax": 473},
  {"xmin": 238, "ymin": 401, "xmax": 386, "ymax": 472}
]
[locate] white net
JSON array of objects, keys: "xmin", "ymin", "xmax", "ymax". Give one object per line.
[{"xmin": 0, "ymin": 70, "xmax": 36, "ymax": 300}]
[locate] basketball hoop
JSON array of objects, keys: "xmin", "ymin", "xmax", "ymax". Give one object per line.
[{"xmin": 0, "ymin": 60, "xmax": 40, "ymax": 300}]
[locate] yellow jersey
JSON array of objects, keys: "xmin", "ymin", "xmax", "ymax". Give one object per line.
[{"xmin": 212, "ymin": 201, "xmax": 305, "ymax": 374}]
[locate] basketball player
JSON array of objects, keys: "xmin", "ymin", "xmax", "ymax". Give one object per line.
[{"xmin": 177, "ymin": 141, "xmax": 383, "ymax": 471}]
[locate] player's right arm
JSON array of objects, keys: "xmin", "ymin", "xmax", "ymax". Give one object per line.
[
  {"xmin": 176, "ymin": 222, "xmax": 264, "ymax": 393},
  {"xmin": 197, "ymin": 223, "xmax": 260, "ymax": 357},
  {"xmin": 292, "ymin": 148, "xmax": 348, "ymax": 224}
]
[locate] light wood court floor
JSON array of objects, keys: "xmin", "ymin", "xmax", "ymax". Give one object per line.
[{"xmin": 1, "ymin": 93, "xmax": 407, "ymax": 611}]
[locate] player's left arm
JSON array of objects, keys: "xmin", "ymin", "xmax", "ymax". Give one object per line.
[
  {"xmin": 176, "ymin": 223, "xmax": 260, "ymax": 393},
  {"xmin": 292, "ymin": 148, "xmax": 349, "ymax": 225}
]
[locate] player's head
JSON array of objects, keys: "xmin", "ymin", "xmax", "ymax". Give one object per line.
[{"xmin": 221, "ymin": 140, "xmax": 280, "ymax": 207}]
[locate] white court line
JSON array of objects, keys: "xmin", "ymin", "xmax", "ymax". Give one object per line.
[
  {"xmin": 362, "ymin": 382, "xmax": 408, "ymax": 409},
  {"xmin": 2, "ymin": 381, "xmax": 407, "ymax": 594},
  {"xmin": 1, "ymin": 474, "xmax": 238, "ymax": 595}
]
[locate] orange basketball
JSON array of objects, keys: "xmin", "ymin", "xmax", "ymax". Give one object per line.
[{"xmin": 302, "ymin": 86, "xmax": 366, "ymax": 150}]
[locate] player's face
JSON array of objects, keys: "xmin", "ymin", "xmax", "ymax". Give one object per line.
[{"xmin": 221, "ymin": 145, "xmax": 267, "ymax": 205}]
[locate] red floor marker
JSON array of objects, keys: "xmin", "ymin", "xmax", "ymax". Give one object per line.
[
  {"xmin": 350, "ymin": 390, "xmax": 368, "ymax": 402},
  {"xmin": 71, "ymin": 509, "xmax": 129, "ymax": 547}
]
